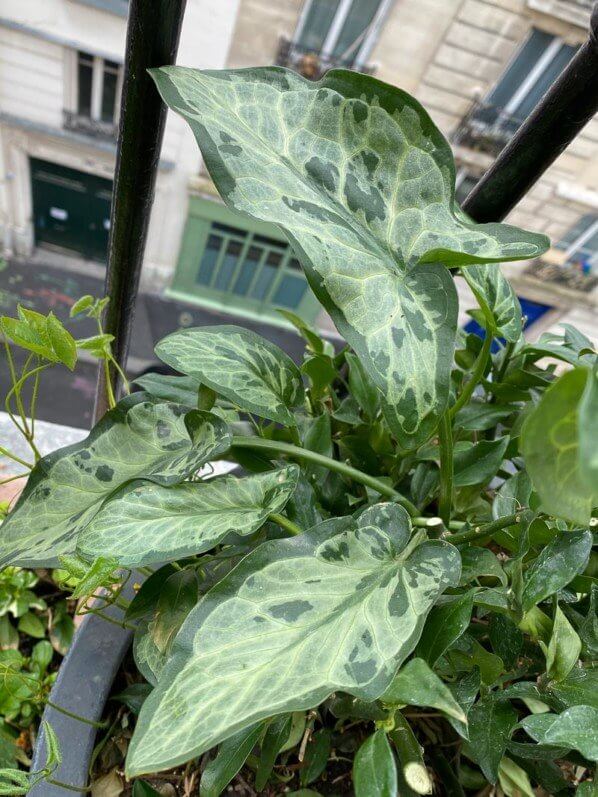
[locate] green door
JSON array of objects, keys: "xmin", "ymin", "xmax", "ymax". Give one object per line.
[{"xmin": 30, "ymin": 158, "xmax": 112, "ymax": 262}]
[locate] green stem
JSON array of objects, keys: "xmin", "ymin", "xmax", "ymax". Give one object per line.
[
  {"xmin": 495, "ymin": 339, "xmax": 515, "ymax": 384},
  {"xmin": 389, "ymin": 712, "xmax": 433, "ymax": 795},
  {"xmin": 437, "ymin": 413, "xmax": 453, "ymax": 527},
  {"xmin": 413, "ymin": 516, "xmax": 464, "ymax": 531},
  {"xmin": 47, "ymin": 699, "xmax": 108, "ymax": 729},
  {"xmin": 449, "ymin": 512, "xmax": 521, "ymax": 545},
  {"xmin": 449, "ymin": 330, "xmax": 492, "ymax": 419},
  {"xmin": 0, "ymin": 446, "xmax": 32, "ymax": 470},
  {"xmin": 269, "ymin": 512, "xmax": 302, "ymax": 536},
  {"xmin": 230, "ymin": 436, "xmax": 419, "ymax": 517},
  {"xmin": 46, "ymin": 778, "xmax": 91, "ymax": 793},
  {"xmin": 4, "ymin": 342, "xmax": 31, "ymax": 437}
]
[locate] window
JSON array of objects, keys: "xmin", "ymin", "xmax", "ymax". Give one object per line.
[
  {"xmin": 556, "ymin": 214, "xmax": 598, "ymax": 273},
  {"xmin": 295, "ymin": 0, "xmax": 387, "ymax": 66},
  {"xmin": 76, "ymin": 50, "xmax": 122, "ymax": 125},
  {"xmin": 474, "ymin": 29, "xmax": 577, "ymax": 135},
  {"xmin": 174, "ymin": 199, "xmax": 320, "ymax": 323}
]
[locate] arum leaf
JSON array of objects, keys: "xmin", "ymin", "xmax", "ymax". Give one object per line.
[
  {"xmin": 459, "ymin": 548, "xmax": 507, "ymax": 587},
  {"xmin": 453, "ymin": 437, "xmax": 509, "ymax": 487},
  {"xmin": 0, "ymin": 395, "xmax": 230, "ymax": 567},
  {"xmin": 521, "ymin": 530, "xmax": 592, "ymax": 612},
  {"xmin": 416, "ymin": 591, "xmax": 473, "ymax": 666},
  {"xmin": 200, "ymin": 723, "xmax": 264, "ymax": 797},
  {"xmin": 134, "ymin": 373, "xmax": 202, "ymax": 407},
  {"xmin": 150, "ymin": 66, "xmax": 546, "ymax": 449},
  {"xmin": 520, "ymin": 705, "xmax": 598, "ymax": 760},
  {"xmin": 353, "ymin": 731, "xmax": 397, "ymax": 797},
  {"xmin": 467, "ymin": 696, "xmax": 517, "ymax": 783},
  {"xmin": 548, "ymin": 667, "xmax": 598, "ymax": 710},
  {"xmin": 545, "ymin": 605, "xmax": 581, "ymax": 682},
  {"xmin": 461, "ymin": 265, "xmax": 522, "ymax": 342},
  {"xmin": 126, "ymin": 503, "xmax": 460, "ymax": 775},
  {"xmin": 492, "ymin": 471, "xmax": 532, "ymax": 520},
  {"xmin": 151, "ymin": 570, "xmax": 199, "ymax": 656},
  {"xmin": 381, "ymin": 658, "xmax": 466, "ymax": 722},
  {"xmin": 521, "ymin": 368, "xmax": 598, "ymax": 524},
  {"xmin": 78, "ymin": 466, "xmax": 299, "ymax": 567},
  {"xmin": 579, "ymin": 362, "xmax": 598, "ymax": 491},
  {"xmin": 155, "ymin": 325, "xmax": 303, "ymax": 426}
]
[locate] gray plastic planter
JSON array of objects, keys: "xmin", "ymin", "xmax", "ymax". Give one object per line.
[{"xmin": 29, "ymin": 577, "xmax": 139, "ymax": 796}]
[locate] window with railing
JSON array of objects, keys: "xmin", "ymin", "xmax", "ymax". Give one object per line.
[
  {"xmin": 556, "ymin": 213, "xmax": 598, "ymax": 272},
  {"xmin": 64, "ymin": 51, "xmax": 122, "ymax": 139},
  {"xmin": 453, "ymin": 29, "xmax": 578, "ymax": 156},
  {"xmin": 276, "ymin": 0, "xmax": 387, "ymax": 78}
]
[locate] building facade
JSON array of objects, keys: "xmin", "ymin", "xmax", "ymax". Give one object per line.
[{"xmin": 1, "ymin": 0, "xmax": 596, "ymax": 343}]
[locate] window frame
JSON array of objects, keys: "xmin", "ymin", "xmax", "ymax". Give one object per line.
[
  {"xmin": 171, "ymin": 197, "xmax": 321, "ymax": 325},
  {"xmin": 557, "ymin": 214, "xmax": 598, "ymax": 269},
  {"xmin": 72, "ymin": 49, "xmax": 123, "ymax": 125},
  {"xmin": 293, "ymin": 0, "xmax": 393, "ymax": 67}
]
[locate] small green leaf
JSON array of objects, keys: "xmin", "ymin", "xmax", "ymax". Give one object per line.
[
  {"xmin": 521, "ymin": 367, "xmax": 598, "ymax": 524},
  {"xmin": 545, "ymin": 605, "xmax": 581, "ymax": 682},
  {"xmin": 42, "ymin": 720, "xmax": 62, "ymax": 770},
  {"xmin": 45, "ymin": 313, "xmax": 77, "ymax": 370},
  {"xmin": 453, "ymin": 438, "xmax": 509, "ymax": 487},
  {"xmin": 126, "ymin": 504, "xmax": 460, "ymax": 775},
  {"xmin": 353, "ymin": 731, "xmax": 397, "ymax": 797},
  {"xmin": 346, "ymin": 352, "xmax": 380, "ymax": 420},
  {"xmin": 416, "ymin": 592, "xmax": 474, "ymax": 666},
  {"xmin": 0, "ymin": 316, "xmax": 55, "ymax": 362},
  {"xmin": 381, "ymin": 658, "xmax": 466, "ymax": 722},
  {"xmin": 462, "ymin": 265, "xmax": 522, "ymax": 342},
  {"xmin": 492, "ymin": 471, "xmax": 532, "ymax": 520},
  {"xmin": 113, "ymin": 683, "xmax": 153, "ymax": 715},
  {"xmin": 156, "ymin": 325, "xmax": 303, "ymax": 425},
  {"xmin": 300, "ymin": 729, "xmax": 331, "ymax": 787},
  {"xmin": 498, "ymin": 757, "xmax": 534, "ymax": 797},
  {"xmin": 467, "ymin": 696, "xmax": 517, "ymax": 783},
  {"xmin": 151, "ymin": 570, "xmax": 199, "ymax": 655},
  {"xmin": 76, "ymin": 333, "xmax": 114, "ymax": 357},
  {"xmin": 459, "ymin": 548, "xmax": 506, "ymax": 587},
  {"xmin": 0, "ymin": 395, "xmax": 231, "ymax": 567},
  {"xmin": 17, "ymin": 612, "xmax": 45, "ymax": 638},
  {"xmin": 30, "ymin": 641, "xmax": 53, "ymax": 674},
  {"xmin": 200, "ymin": 722, "xmax": 264, "ymax": 797},
  {"xmin": 520, "ymin": 705, "xmax": 598, "ymax": 760},
  {"xmin": 69, "ymin": 295, "xmax": 95, "ymax": 317},
  {"xmin": 454, "ymin": 401, "xmax": 518, "ymax": 432},
  {"xmin": 488, "ymin": 615, "xmax": 523, "ymax": 670},
  {"xmin": 255, "ymin": 714, "xmax": 292, "ymax": 791},
  {"xmin": 78, "ymin": 466, "xmax": 298, "ymax": 567},
  {"xmin": 521, "ymin": 530, "xmax": 592, "ymax": 612},
  {"xmin": 132, "ymin": 782, "xmax": 161, "ymax": 797}
]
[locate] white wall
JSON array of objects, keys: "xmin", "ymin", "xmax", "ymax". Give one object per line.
[{"xmin": 0, "ymin": 0, "xmax": 240, "ymax": 284}]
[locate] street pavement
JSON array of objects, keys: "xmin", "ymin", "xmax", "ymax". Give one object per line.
[{"xmin": 0, "ymin": 256, "xmax": 308, "ymax": 429}]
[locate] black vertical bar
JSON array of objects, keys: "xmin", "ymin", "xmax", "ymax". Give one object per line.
[
  {"xmin": 94, "ymin": 0, "xmax": 187, "ymax": 421},
  {"xmin": 462, "ymin": 3, "xmax": 598, "ymax": 223}
]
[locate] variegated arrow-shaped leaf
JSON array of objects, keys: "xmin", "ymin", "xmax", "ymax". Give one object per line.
[
  {"xmin": 151, "ymin": 66, "xmax": 548, "ymax": 447},
  {"xmin": 155, "ymin": 325, "xmax": 303, "ymax": 426},
  {"xmin": 77, "ymin": 466, "xmax": 299, "ymax": 567},
  {"xmin": 0, "ymin": 395, "xmax": 230, "ymax": 567},
  {"xmin": 126, "ymin": 503, "xmax": 460, "ymax": 775},
  {"xmin": 462, "ymin": 266, "xmax": 522, "ymax": 342}
]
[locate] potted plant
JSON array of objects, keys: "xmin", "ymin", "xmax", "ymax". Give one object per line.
[{"xmin": 0, "ymin": 66, "xmax": 596, "ymax": 794}]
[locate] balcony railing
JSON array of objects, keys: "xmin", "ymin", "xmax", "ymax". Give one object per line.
[
  {"xmin": 275, "ymin": 36, "xmax": 375, "ymax": 80},
  {"xmin": 523, "ymin": 259, "xmax": 598, "ymax": 292},
  {"xmin": 63, "ymin": 110, "xmax": 118, "ymax": 141},
  {"xmin": 452, "ymin": 99, "xmax": 525, "ymax": 157}
]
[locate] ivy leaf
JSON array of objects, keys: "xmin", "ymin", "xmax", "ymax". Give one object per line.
[
  {"xmin": 77, "ymin": 466, "xmax": 299, "ymax": 567},
  {"xmin": 548, "ymin": 668, "xmax": 598, "ymax": 710},
  {"xmin": 493, "ymin": 471, "xmax": 532, "ymax": 520},
  {"xmin": 521, "ymin": 530, "xmax": 592, "ymax": 612},
  {"xmin": 353, "ymin": 731, "xmax": 397, "ymax": 797},
  {"xmin": 126, "ymin": 504, "xmax": 460, "ymax": 775},
  {"xmin": 520, "ymin": 705, "xmax": 598, "ymax": 760},
  {"xmin": 521, "ymin": 368, "xmax": 598, "ymax": 524},
  {"xmin": 461, "ymin": 265, "xmax": 522, "ymax": 342},
  {"xmin": 150, "ymin": 66, "xmax": 546, "ymax": 449},
  {"xmin": 0, "ymin": 395, "xmax": 230, "ymax": 567},
  {"xmin": 579, "ymin": 361, "xmax": 598, "ymax": 491},
  {"xmin": 545, "ymin": 605, "xmax": 581, "ymax": 682},
  {"xmin": 459, "ymin": 548, "xmax": 507, "ymax": 587},
  {"xmin": 155, "ymin": 326, "xmax": 303, "ymax": 426},
  {"xmin": 467, "ymin": 696, "xmax": 517, "ymax": 783},
  {"xmin": 416, "ymin": 591, "xmax": 474, "ymax": 666},
  {"xmin": 381, "ymin": 658, "xmax": 466, "ymax": 722}
]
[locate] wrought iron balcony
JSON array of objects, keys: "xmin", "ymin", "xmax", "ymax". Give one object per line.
[
  {"xmin": 523, "ymin": 258, "xmax": 598, "ymax": 292},
  {"xmin": 452, "ymin": 99, "xmax": 525, "ymax": 157},
  {"xmin": 275, "ymin": 36, "xmax": 375, "ymax": 80},
  {"xmin": 63, "ymin": 110, "xmax": 118, "ymax": 141}
]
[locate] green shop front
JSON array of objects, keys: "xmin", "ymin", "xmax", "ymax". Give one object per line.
[{"xmin": 170, "ymin": 196, "xmax": 320, "ymax": 324}]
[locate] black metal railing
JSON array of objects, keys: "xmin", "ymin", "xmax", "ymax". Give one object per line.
[
  {"xmin": 275, "ymin": 36, "xmax": 375, "ymax": 80},
  {"xmin": 452, "ymin": 100, "xmax": 525, "ymax": 157},
  {"xmin": 63, "ymin": 110, "xmax": 118, "ymax": 141}
]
